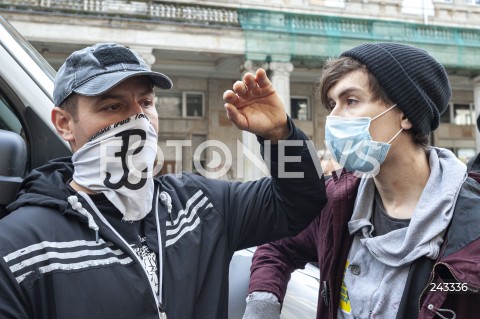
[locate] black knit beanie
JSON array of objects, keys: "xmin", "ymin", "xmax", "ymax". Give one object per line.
[{"xmin": 341, "ymin": 43, "xmax": 451, "ymax": 135}]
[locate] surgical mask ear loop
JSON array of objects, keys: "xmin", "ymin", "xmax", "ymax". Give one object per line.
[
  {"xmin": 370, "ymin": 104, "xmax": 402, "ymax": 144},
  {"xmin": 387, "ymin": 128, "xmax": 403, "ymax": 144},
  {"xmin": 371, "ymin": 104, "xmax": 397, "ymax": 121}
]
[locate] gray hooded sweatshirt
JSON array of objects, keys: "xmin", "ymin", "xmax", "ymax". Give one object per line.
[{"xmin": 338, "ymin": 147, "xmax": 467, "ymax": 319}]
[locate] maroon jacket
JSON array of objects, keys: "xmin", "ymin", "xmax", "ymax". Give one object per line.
[{"xmin": 249, "ymin": 171, "xmax": 480, "ymax": 319}]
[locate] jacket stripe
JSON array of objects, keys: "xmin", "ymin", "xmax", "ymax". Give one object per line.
[
  {"xmin": 166, "ymin": 218, "xmax": 201, "ymax": 247},
  {"xmin": 15, "ymin": 256, "xmax": 133, "ymax": 283},
  {"xmin": 170, "ymin": 190, "xmax": 203, "ymax": 225},
  {"xmin": 3, "ymin": 239, "xmax": 133, "ymax": 284},
  {"xmin": 3, "ymin": 239, "xmax": 108, "ymax": 262},
  {"xmin": 165, "ymin": 191, "xmax": 213, "ymax": 247},
  {"xmin": 166, "ymin": 196, "xmax": 208, "ymax": 236},
  {"xmin": 9, "ymin": 246, "xmax": 125, "ymax": 273}
]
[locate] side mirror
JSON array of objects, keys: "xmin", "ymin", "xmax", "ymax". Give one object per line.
[{"xmin": 0, "ymin": 129, "xmax": 27, "ymax": 218}]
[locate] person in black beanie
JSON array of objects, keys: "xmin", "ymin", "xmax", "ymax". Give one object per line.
[{"xmin": 243, "ymin": 42, "xmax": 480, "ymax": 319}]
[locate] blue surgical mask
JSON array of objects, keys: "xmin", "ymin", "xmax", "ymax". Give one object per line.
[{"xmin": 325, "ymin": 105, "xmax": 402, "ymax": 175}]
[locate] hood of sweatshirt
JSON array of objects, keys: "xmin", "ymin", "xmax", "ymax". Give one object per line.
[
  {"xmin": 7, "ymin": 157, "xmax": 111, "ymax": 241},
  {"xmin": 6, "ymin": 157, "xmax": 165, "ymax": 239},
  {"xmin": 7, "ymin": 157, "xmax": 75, "ymax": 214},
  {"xmin": 348, "ymin": 147, "xmax": 467, "ymax": 267}
]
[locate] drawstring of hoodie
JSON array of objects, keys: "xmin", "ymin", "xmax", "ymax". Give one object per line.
[
  {"xmin": 68, "ymin": 195, "xmax": 100, "ymax": 243},
  {"xmin": 154, "ymin": 189, "xmax": 166, "ymax": 314},
  {"xmin": 427, "ymin": 304, "xmax": 456, "ymax": 319},
  {"xmin": 159, "ymin": 191, "xmax": 173, "ymax": 224}
]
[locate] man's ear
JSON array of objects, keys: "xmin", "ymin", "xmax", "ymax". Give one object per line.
[
  {"xmin": 399, "ymin": 112, "xmax": 413, "ymax": 130},
  {"xmin": 51, "ymin": 107, "xmax": 75, "ymax": 143}
]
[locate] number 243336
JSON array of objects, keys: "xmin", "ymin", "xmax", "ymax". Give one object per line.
[{"xmin": 429, "ymin": 282, "xmax": 477, "ymax": 294}]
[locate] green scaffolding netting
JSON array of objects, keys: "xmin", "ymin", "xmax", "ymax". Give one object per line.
[{"xmin": 238, "ymin": 8, "xmax": 480, "ymax": 71}]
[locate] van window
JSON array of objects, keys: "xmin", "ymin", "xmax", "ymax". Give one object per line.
[{"xmin": 0, "ymin": 93, "xmax": 23, "ymax": 135}]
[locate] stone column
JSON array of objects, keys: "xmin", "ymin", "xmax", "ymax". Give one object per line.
[
  {"xmin": 129, "ymin": 45, "xmax": 156, "ymax": 67},
  {"xmin": 268, "ymin": 61, "xmax": 294, "ymax": 115},
  {"xmin": 473, "ymin": 76, "xmax": 480, "ymax": 152}
]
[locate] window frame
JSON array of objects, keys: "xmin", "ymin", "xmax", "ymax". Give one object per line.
[
  {"xmin": 452, "ymin": 102, "xmax": 475, "ymax": 125},
  {"xmin": 465, "ymin": 0, "xmax": 480, "ymax": 5},
  {"xmin": 156, "ymin": 90, "xmax": 205, "ymax": 118},
  {"xmin": 183, "ymin": 91, "xmax": 205, "ymax": 118},
  {"xmin": 290, "ymin": 95, "xmax": 311, "ymax": 121},
  {"xmin": 441, "ymin": 102, "xmax": 475, "ymax": 125}
]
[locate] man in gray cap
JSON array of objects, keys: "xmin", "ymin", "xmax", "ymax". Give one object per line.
[
  {"xmin": 243, "ymin": 42, "xmax": 480, "ymax": 319},
  {"xmin": 0, "ymin": 43, "xmax": 327, "ymax": 318}
]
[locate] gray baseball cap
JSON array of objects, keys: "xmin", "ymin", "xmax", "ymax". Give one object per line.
[{"xmin": 53, "ymin": 43, "xmax": 173, "ymax": 106}]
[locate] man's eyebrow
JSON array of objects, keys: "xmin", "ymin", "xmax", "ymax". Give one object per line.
[{"xmin": 333, "ymin": 87, "xmax": 366, "ymax": 99}]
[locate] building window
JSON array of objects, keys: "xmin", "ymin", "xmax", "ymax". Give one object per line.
[
  {"xmin": 441, "ymin": 103, "xmax": 475, "ymax": 125},
  {"xmin": 466, "ymin": 0, "xmax": 480, "ymax": 5},
  {"xmin": 156, "ymin": 91, "xmax": 204, "ymax": 118},
  {"xmin": 290, "ymin": 96, "xmax": 311, "ymax": 121},
  {"xmin": 0, "ymin": 94, "xmax": 23, "ymax": 135},
  {"xmin": 186, "ymin": 93, "xmax": 204, "ymax": 117},
  {"xmin": 157, "ymin": 91, "xmax": 182, "ymax": 117},
  {"xmin": 453, "ymin": 103, "xmax": 474, "ymax": 125}
]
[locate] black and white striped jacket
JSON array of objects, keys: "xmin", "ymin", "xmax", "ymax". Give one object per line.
[{"xmin": 0, "ymin": 125, "xmax": 326, "ymax": 319}]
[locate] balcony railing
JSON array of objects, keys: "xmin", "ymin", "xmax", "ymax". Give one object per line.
[
  {"xmin": 0, "ymin": 0, "xmax": 241, "ymax": 27},
  {"xmin": 239, "ymin": 8, "xmax": 480, "ymax": 47}
]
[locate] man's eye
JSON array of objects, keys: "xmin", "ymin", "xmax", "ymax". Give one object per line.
[
  {"xmin": 106, "ymin": 104, "xmax": 121, "ymax": 111},
  {"xmin": 141, "ymin": 99, "xmax": 153, "ymax": 108},
  {"xmin": 347, "ymin": 98, "xmax": 358, "ymax": 105}
]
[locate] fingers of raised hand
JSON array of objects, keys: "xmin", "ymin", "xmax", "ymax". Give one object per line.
[
  {"xmin": 222, "ymin": 68, "xmax": 273, "ymax": 109},
  {"xmin": 223, "ymin": 77, "xmax": 256, "ymax": 108},
  {"xmin": 244, "ymin": 72, "xmax": 258, "ymax": 91},
  {"xmin": 224, "ymin": 103, "xmax": 247, "ymax": 130},
  {"xmin": 255, "ymin": 68, "xmax": 271, "ymax": 88},
  {"xmin": 222, "ymin": 90, "xmax": 238, "ymax": 104},
  {"xmin": 233, "ymin": 73, "xmax": 258, "ymax": 96}
]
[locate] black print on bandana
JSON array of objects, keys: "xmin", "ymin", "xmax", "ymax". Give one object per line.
[{"xmin": 103, "ymin": 129, "xmax": 149, "ymax": 190}]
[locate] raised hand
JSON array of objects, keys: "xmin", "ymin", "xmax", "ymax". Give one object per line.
[{"xmin": 223, "ymin": 68, "xmax": 289, "ymax": 143}]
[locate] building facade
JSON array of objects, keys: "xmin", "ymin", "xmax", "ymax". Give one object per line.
[{"xmin": 1, "ymin": 0, "xmax": 480, "ymax": 179}]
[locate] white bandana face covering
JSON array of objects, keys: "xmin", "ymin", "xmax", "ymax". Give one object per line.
[{"xmin": 72, "ymin": 113, "xmax": 158, "ymax": 221}]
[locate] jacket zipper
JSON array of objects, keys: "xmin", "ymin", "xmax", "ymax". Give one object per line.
[
  {"xmin": 418, "ymin": 261, "xmax": 480, "ymax": 313},
  {"xmin": 154, "ymin": 191, "xmax": 166, "ymax": 312},
  {"xmin": 78, "ymin": 191, "xmax": 163, "ymax": 318},
  {"xmin": 321, "ymin": 280, "xmax": 329, "ymax": 307}
]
